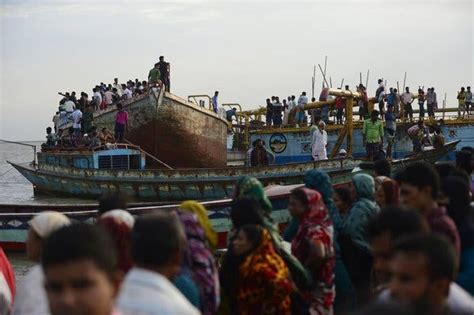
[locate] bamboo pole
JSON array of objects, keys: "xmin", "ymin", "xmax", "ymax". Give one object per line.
[
  {"xmin": 403, "ymin": 72, "xmax": 407, "ymax": 91},
  {"xmin": 330, "ymin": 77, "xmax": 333, "ymax": 88},
  {"xmin": 359, "ymin": 72, "xmax": 362, "ymax": 85},
  {"xmin": 366, "ymin": 69, "xmax": 369, "ymax": 89},
  {"xmin": 443, "ymin": 93, "xmax": 447, "ymax": 120},
  {"xmin": 323, "ymin": 56, "xmax": 328, "ymax": 88},
  {"xmin": 340, "ymin": 78, "xmax": 344, "ymax": 89},
  {"xmin": 312, "ymin": 65, "xmax": 316, "ymax": 99},
  {"xmin": 318, "ymin": 64, "xmax": 330, "ymax": 88}
]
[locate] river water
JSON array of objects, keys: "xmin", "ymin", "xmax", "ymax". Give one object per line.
[{"xmin": 0, "ymin": 141, "xmax": 95, "ymax": 281}]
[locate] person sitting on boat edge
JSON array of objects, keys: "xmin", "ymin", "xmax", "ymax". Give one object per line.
[
  {"xmin": 226, "ymin": 107, "xmax": 237, "ymax": 123},
  {"xmin": 100, "ymin": 127, "xmax": 116, "ymax": 144},
  {"xmin": 148, "ymin": 62, "xmax": 162, "ymax": 87},
  {"xmin": 45, "ymin": 127, "xmax": 58, "ymax": 147}
]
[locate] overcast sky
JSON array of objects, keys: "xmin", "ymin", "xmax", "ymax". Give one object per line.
[{"xmin": 1, "ymin": 0, "xmax": 472, "ymax": 140}]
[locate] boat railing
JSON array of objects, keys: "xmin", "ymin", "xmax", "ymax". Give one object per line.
[
  {"xmin": 0, "ymin": 139, "xmax": 37, "ymax": 166},
  {"xmin": 90, "ymin": 143, "xmax": 142, "ymax": 152},
  {"xmin": 187, "ymin": 94, "xmax": 212, "ymax": 111}
]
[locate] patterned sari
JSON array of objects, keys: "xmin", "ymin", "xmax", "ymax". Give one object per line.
[
  {"xmin": 237, "ymin": 229, "xmax": 293, "ymax": 315},
  {"xmin": 291, "ymin": 188, "xmax": 336, "ymax": 315}
]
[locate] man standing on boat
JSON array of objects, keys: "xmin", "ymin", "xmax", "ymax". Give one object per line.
[
  {"xmin": 363, "ymin": 110, "xmax": 384, "ymax": 161},
  {"xmin": 212, "ymin": 91, "xmax": 219, "ymax": 113},
  {"xmin": 148, "ymin": 63, "xmax": 161, "ymax": 87},
  {"xmin": 158, "ymin": 56, "xmax": 170, "ymax": 92},
  {"xmin": 465, "ymin": 86, "xmax": 472, "ymax": 116},
  {"xmin": 401, "ymin": 87, "xmax": 415, "ymax": 122},
  {"xmin": 312, "ymin": 120, "xmax": 328, "ymax": 161},
  {"xmin": 426, "ymin": 87, "xmax": 437, "ymax": 119}
]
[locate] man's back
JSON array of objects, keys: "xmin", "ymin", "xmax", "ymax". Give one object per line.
[{"xmin": 117, "ymin": 268, "xmax": 200, "ymax": 315}]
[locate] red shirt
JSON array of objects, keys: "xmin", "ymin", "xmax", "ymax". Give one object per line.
[
  {"xmin": 0, "ymin": 247, "xmax": 15, "ymax": 302},
  {"xmin": 427, "ymin": 206, "xmax": 461, "ymax": 259}
]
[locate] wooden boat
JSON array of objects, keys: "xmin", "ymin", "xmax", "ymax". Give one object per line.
[
  {"xmin": 8, "ymin": 140, "xmax": 458, "ymax": 202},
  {"xmin": 91, "ymin": 87, "xmax": 229, "ymax": 168},
  {"xmin": 8, "ymin": 143, "xmax": 361, "ymax": 201},
  {"xmin": 2, "ymin": 140, "xmax": 459, "ymax": 250},
  {"xmin": 0, "ymin": 184, "xmax": 302, "ymax": 251}
]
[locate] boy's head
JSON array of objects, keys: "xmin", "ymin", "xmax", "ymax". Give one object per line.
[
  {"xmin": 395, "ymin": 162, "xmax": 440, "ymax": 213},
  {"xmin": 42, "ymin": 224, "xmax": 121, "ymax": 315}
]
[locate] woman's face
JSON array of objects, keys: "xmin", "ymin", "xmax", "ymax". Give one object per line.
[
  {"xmin": 375, "ymin": 183, "xmax": 387, "ymax": 208},
  {"xmin": 288, "ymin": 195, "xmax": 306, "ymax": 218},
  {"xmin": 333, "ymin": 192, "xmax": 348, "ymax": 214},
  {"xmin": 26, "ymin": 228, "xmax": 42, "ymax": 261},
  {"xmin": 233, "ymin": 230, "xmax": 254, "ymax": 256}
]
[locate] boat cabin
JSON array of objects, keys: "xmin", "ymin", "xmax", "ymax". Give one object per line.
[{"xmin": 38, "ymin": 144, "xmax": 146, "ymax": 170}]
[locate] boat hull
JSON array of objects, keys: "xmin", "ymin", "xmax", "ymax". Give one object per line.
[
  {"xmin": 93, "ymin": 92, "xmax": 228, "ymax": 168},
  {"xmin": 0, "ymin": 184, "xmax": 302, "ymax": 250},
  {"xmin": 10, "ymin": 158, "xmax": 360, "ymax": 201}
]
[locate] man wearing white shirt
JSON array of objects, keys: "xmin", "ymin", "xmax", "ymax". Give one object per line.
[
  {"xmin": 312, "ymin": 121, "xmax": 328, "ymax": 161},
  {"xmin": 116, "ymin": 213, "xmax": 200, "ymax": 315},
  {"xmin": 93, "ymin": 88, "xmax": 102, "ymax": 110},
  {"xmin": 122, "ymin": 85, "xmax": 132, "ymax": 100},
  {"xmin": 113, "ymin": 78, "xmax": 123, "ymax": 97}
]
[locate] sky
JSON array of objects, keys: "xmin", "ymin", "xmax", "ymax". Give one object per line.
[{"xmin": 0, "ymin": 0, "xmax": 472, "ymax": 140}]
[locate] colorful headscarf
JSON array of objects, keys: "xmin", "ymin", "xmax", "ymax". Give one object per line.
[
  {"xmin": 375, "ymin": 176, "xmax": 400, "ymax": 206},
  {"xmin": 235, "ymin": 176, "xmax": 272, "ymax": 214},
  {"xmin": 97, "ymin": 210, "xmax": 135, "ymax": 273},
  {"xmin": 237, "ymin": 229, "xmax": 293, "ymax": 315},
  {"xmin": 180, "ymin": 201, "xmax": 218, "ymax": 249},
  {"xmin": 305, "ymin": 170, "xmax": 343, "ymax": 232},
  {"xmin": 344, "ymin": 174, "xmax": 380, "ymax": 251},
  {"xmin": 177, "ymin": 211, "xmax": 219, "ymax": 315},
  {"xmin": 291, "ymin": 188, "xmax": 335, "ymax": 314}
]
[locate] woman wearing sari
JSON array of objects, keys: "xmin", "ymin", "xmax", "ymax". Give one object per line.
[
  {"xmin": 177, "ymin": 201, "xmax": 220, "ymax": 315},
  {"xmin": 234, "ymin": 225, "xmax": 293, "ymax": 315},
  {"xmin": 232, "ymin": 176, "xmax": 312, "ymax": 291},
  {"xmin": 289, "ymin": 187, "xmax": 336, "ymax": 315}
]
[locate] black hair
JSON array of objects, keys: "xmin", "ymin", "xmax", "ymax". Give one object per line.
[
  {"xmin": 334, "ymin": 187, "xmax": 353, "ymax": 206},
  {"xmin": 440, "ymin": 176, "xmax": 471, "ymax": 228},
  {"xmin": 455, "ymin": 149, "xmax": 473, "ymax": 175},
  {"xmin": 290, "ymin": 188, "xmax": 309, "ymax": 207},
  {"xmin": 239, "ymin": 225, "xmax": 263, "ymax": 251},
  {"xmin": 132, "ymin": 212, "xmax": 186, "ymax": 267},
  {"xmin": 98, "ymin": 193, "xmax": 127, "ymax": 215},
  {"xmin": 230, "ymin": 197, "xmax": 265, "ymax": 229},
  {"xmin": 117, "ymin": 103, "xmax": 123, "ymax": 110},
  {"xmin": 395, "ymin": 162, "xmax": 440, "ymax": 198},
  {"xmin": 46, "ymin": 127, "xmax": 52, "ymax": 133},
  {"xmin": 367, "ymin": 206, "xmax": 428, "ymax": 241},
  {"xmin": 394, "ymin": 234, "xmax": 457, "ymax": 281},
  {"xmin": 374, "ymin": 159, "xmax": 391, "ymax": 177},
  {"xmin": 42, "ymin": 224, "xmax": 117, "ymax": 278},
  {"xmin": 435, "ymin": 162, "xmax": 456, "ymax": 180}
]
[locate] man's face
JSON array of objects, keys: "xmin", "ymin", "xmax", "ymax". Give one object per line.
[
  {"xmin": 44, "ymin": 260, "xmax": 119, "ymax": 315},
  {"xmin": 389, "ymin": 252, "xmax": 438, "ymax": 308},
  {"xmin": 370, "ymin": 231, "xmax": 393, "ymax": 287},
  {"xmin": 399, "ymin": 183, "xmax": 430, "ymax": 212},
  {"xmin": 318, "ymin": 123, "xmax": 325, "ymax": 131}
]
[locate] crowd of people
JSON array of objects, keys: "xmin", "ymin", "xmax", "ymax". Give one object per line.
[
  {"xmin": 1, "ymin": 147, "xmax": 472, "ymax": 315},
  {"xmin": 44, "ymin": 58, "xmax": 172, "ymax": 149},
  {"xmin": 264, "ymin": 80, "xmax": 472, "ymax": 130}
]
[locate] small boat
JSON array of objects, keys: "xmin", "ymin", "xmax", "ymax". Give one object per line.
[
  {"xmin": 8, "ymin": 140, "xmax": 458, "ymax": 202},
  {"xmin": 0, "ymin": 184, "xmax": 302, "ymax": 250}
]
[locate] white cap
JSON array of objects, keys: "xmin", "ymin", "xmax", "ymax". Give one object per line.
[
  {"xmin": 29, "ymin": 211, "xmax": 71, "ymax": 238},
  {"xmin": 338, "ymin": 149, "xmax": 347, "ymax": 155}
]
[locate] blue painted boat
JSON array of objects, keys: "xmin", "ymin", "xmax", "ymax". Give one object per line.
[
  {"xmin": 248, "ymin": 121, "xmax": 474, "ymax": 164},
  {"xmin": 8, "ymin": 141, "xmax": 458, "ymax": 201},
  {"xmin": 0, "ymin": 184, "xmax": 300, "ymax": 250}
]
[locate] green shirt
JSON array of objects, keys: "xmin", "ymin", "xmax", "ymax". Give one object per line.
[
  {"xmin": 148, "ymin": 68, "xmax": 161, "ymax": 84},
  {"xmin": 363, "ymin": 119, "xmax": 383, "ymax": 143}
]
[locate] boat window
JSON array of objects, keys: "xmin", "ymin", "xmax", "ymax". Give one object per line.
[{"xmin": 98, "ymin": 154, "xmax": 142, "ymax": 170}]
